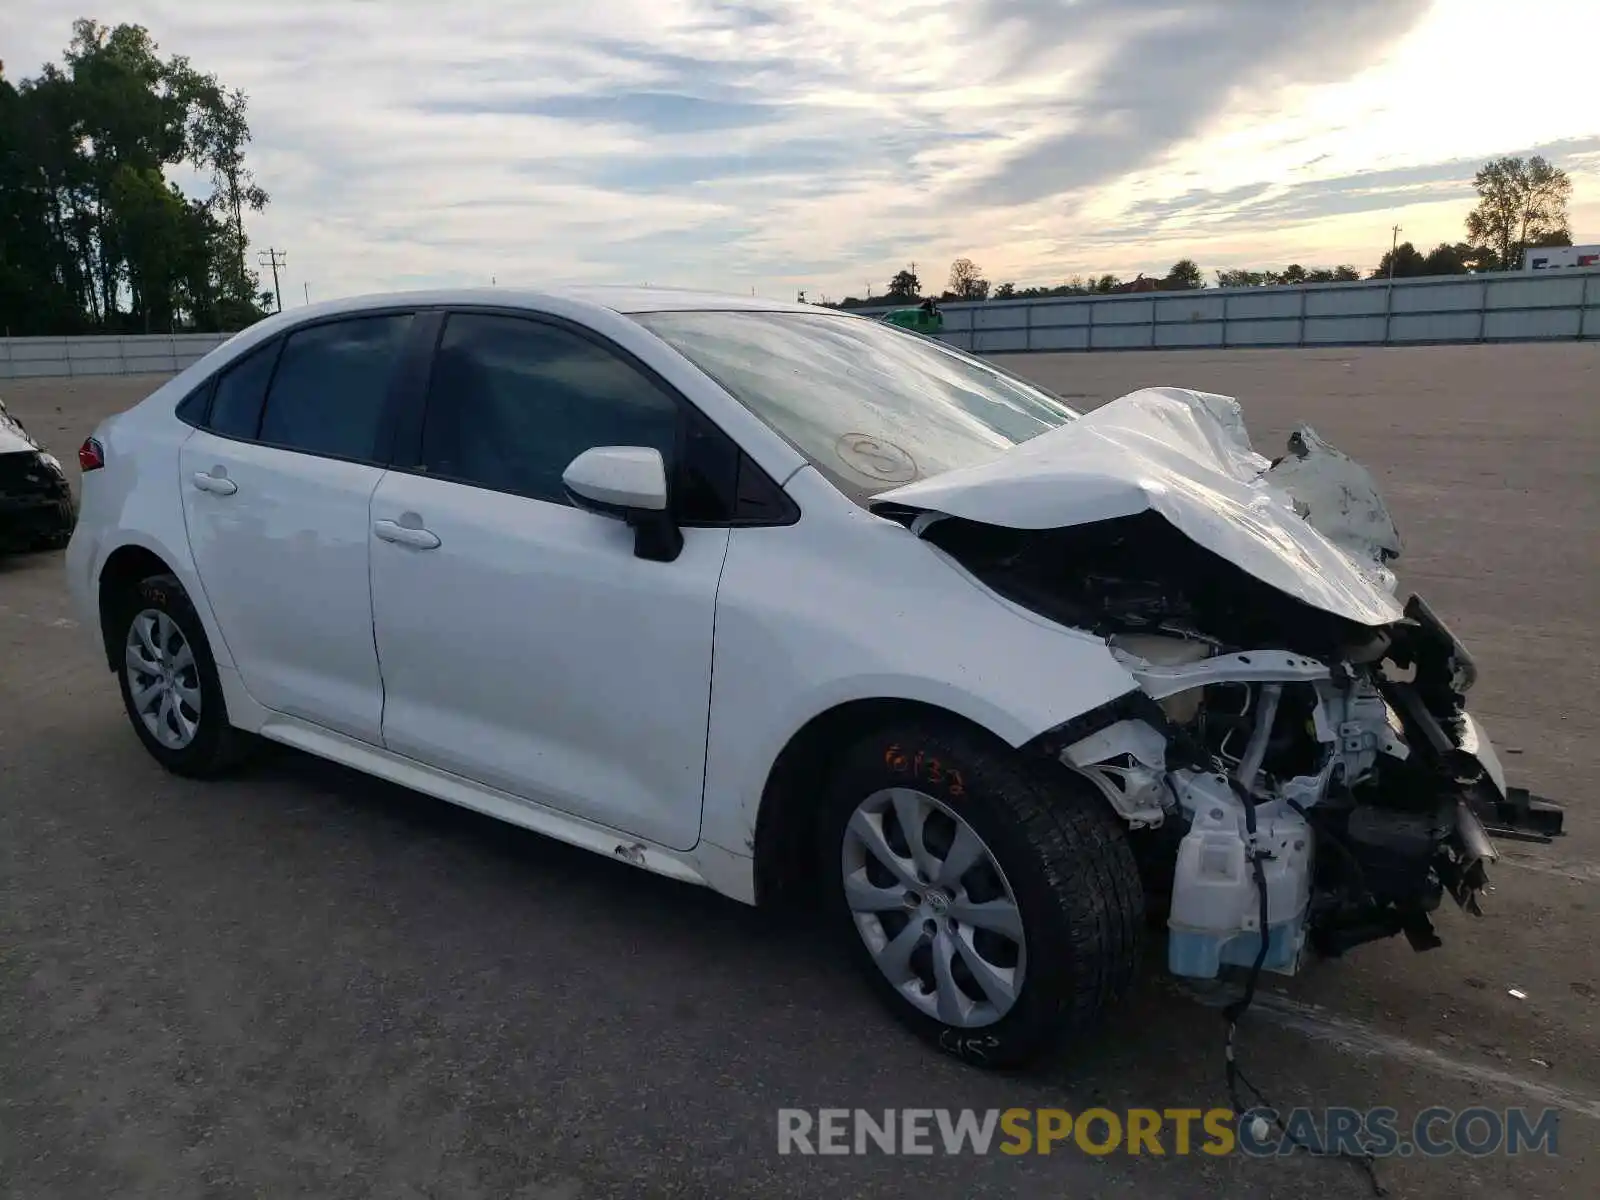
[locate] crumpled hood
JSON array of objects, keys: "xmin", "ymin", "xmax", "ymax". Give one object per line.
[{"xmin": 871, "ymin": 386, "xmax": 1406, "ymax": 628}]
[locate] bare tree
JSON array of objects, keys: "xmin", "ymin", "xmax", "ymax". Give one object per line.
[{"xmin": 948, "ymin": 257, "xmax": 989, "ymax": 301}]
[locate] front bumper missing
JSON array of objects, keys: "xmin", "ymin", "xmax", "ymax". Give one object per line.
[
  {"xmin": 1042, "ymin": 590, "xmax": 1568, "ymax": 975},
  {"xmin": 1380, "ymin": 597, "xmax": 1566, "ymax": 848}
]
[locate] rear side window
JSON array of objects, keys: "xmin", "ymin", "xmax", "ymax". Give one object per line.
[
  {"xmin": 259, "ymin": 315, "xmax": 414, "ymax": 461},
  {"xmin": 175, "ymin": 381, "xmax": 213, "ymax": 427},
  {"xmin": 208, "ymin": 341, "xmax": 281, "ymax": 440}
]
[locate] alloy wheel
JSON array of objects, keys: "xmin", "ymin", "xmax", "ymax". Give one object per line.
[
  {"xmin": 840, "ymin": 787, "xmax": 1026, "ymax": 1027},
  {"xmin": 125, "ymin": 608, "xmax": 202, "ymax": 750}
]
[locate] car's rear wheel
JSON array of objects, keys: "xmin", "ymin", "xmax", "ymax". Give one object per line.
[
  {"xmin": 821, "ymin": 719, "xmax": 1144, "ymax": 1069},
  {"xmin": 112, "ymin": 572, "xmax": 249, "ymax": 777}
]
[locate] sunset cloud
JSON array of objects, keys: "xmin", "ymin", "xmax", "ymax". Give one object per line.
[{"xmin": 9, "ymin": 0, "xmax": 1597, "ymax": 302}]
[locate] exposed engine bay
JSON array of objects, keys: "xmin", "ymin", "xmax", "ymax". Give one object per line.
[{"xmin": 875, "ymin": 388, "xmax": 1565, "ymax": 980}]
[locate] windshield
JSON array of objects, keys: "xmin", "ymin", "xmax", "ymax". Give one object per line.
[{"xmin": 631, "ymin": 309, "xmax": 1078, "ymax": 500}]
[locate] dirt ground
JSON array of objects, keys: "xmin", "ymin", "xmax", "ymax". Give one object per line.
[{"xmin": 1, "ymin": 342, "xmax": 1596, "ymax": 1199}]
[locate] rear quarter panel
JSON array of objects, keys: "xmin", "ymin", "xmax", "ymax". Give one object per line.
[{"xmin": 66, "ymin": 377, "xmax": 231, "ymax": 669}]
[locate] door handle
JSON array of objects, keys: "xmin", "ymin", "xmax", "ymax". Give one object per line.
[
  {"xmin": 191, "ymin": 470, "xmax": 238, "ymax": 496},
  {"xmin": 373, "ymin": 519, "xmax": 441, "ymax": 550}
]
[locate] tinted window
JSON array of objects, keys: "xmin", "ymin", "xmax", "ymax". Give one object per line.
[
  {"xmin": 678, "ymin": 416, "xmax": 739, "ymax": 523},
  {"xmin": 421, "ymin": 314, "xmax": 681, "ymax": 507},
  {"xmin": 258, "ymin": 315, "xmax": 413, "ymax": 460},
  {"xmin": 208, "ymin": 341, "xmax": 281, "ymax": 440},
  {"xmin": 175, "ymin": 380, "xmax": 213, "ymax": 427}
]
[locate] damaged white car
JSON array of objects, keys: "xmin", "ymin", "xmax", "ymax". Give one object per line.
[{"xmin": 67, "ymin": 290, "xmax": 1563, "ymax": 1069}]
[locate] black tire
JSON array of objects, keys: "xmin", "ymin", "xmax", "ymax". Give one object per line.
[
  {"xmin": 820, "ymin": 718, "xmax": 1144, "ymax": 1070},
  {"xmin": 111, "ymin": 572, "xmax": 251, "ymax": 777}
]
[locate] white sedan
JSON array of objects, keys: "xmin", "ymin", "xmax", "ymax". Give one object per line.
[{"xmin": 66, "ymin": 287, "xmax": 1561, "ymax": 1068}]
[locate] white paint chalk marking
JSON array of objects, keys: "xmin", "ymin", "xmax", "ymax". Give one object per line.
[
  {"xmin": 0, "ymin": 603, "xmax": 78, "ymax": 630},
  {"xmin": 1497, "ymin": 855, "xmax": 1600, "ymax": 885}
]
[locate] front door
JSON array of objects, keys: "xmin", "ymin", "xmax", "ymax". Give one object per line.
[{"xmin": 369, "ymin": 312, "xmax": 730, "ymax": 850}]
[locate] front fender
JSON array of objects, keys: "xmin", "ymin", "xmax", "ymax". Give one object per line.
[{"xmin": 699, "ymin": 495, "xmax": 1140, "ymax": 856}]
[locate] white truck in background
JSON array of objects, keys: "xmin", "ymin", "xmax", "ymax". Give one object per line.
[{"xmin": 1522, "ymin": 244, "xmax": 1600, "ymax": 270}]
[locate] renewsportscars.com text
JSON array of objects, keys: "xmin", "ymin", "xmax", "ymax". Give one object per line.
[{"xmin": 776, "ymin": 1106, "xmax": 1560, "ymax": 1158}]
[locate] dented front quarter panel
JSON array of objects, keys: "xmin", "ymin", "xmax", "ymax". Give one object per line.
[{"xmin": 699, "ymin": 466, "xmax": 1150, "ymax": 859}]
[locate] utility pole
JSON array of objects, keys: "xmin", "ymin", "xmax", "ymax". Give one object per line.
[
  {"xmin": 258, "ymin": 248, "xmax": 286, "ymax": 313},
  {"xmin": 1383, "ymin": 224, "xmax": 1402, "ymax": 344}
]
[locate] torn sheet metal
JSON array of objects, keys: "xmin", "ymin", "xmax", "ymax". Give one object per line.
[
  {"xmin": 1264, "ymin": 426, "xmax": 1402, "ymax": 588},
  {"xmin": 872, "ymin": 387, "xmax": 1406, "ymax": 628}
]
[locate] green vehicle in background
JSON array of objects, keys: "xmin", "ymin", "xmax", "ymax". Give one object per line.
[{"xmin": 881, "ymin": 298, "xmax": 944, "ymax": 335}]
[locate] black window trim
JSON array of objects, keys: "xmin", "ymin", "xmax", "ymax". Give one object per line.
[
  {"xmin": 174, "ymin": 376, "xmax": 216, "ymax": 428},
  {"xmin": 390, "ymin": 304, "xmax": 798, "ymax": 529},
  {"xmin": 179, "ymin": 306, "xmax": 428, "ymax": 470}
]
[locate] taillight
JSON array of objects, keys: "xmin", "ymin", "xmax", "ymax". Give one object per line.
[{"xmin": 78, "ymin": 437, "xmax": 105, "ymax": 472}]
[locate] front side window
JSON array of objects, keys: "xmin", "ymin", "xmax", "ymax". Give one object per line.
[
  {"xmin": 258, "ymin": 314, "xmax": 414, "ymax": 460},
  {"xmin": 631, "ymin": 309, "xmax": 1078, "ymax": 501},
  {"xmin": 420, "ymin": 314, "xmax": 683, "ymax": 508}
]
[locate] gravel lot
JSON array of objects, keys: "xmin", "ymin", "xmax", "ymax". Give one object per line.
[{"xmin": 2, "ymin": 342, "xmax": 1597, "ymax": 1199}]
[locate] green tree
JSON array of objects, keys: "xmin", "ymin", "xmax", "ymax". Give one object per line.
[
  {"xmin": 189, "ymin": 82, "xmax": 268, "ymax": 297},
  {"xmin": 111, "ymin": 165, "xmax": 189, "ymax": 331},
  {"xmin": 1465, "ymin": 155, "xmax": 1573, "ymax": 271},
  {"xmin": 1092, "ymin": 273, "xmax": 1121, "ymax": 293},
  {"xmin": 1215, "ymin": 268, "xmax": 1266, "ymax": 288},
  {"xmin": 1372, "ymin": 241, "xmax": 1429, "ymax": 279},
  {"xmin": 993, "ymin": 281, "xmax": 1016, "ymax": 299},
  {"xmin": 1418, "ymin": 242, "xmax": 1478, "ymax": 275},
  {"xmin": 0, "ymin": 71, "xmax": 84, "ymax": 333},
  {"xmin": 0, "ymin": 18, "xmax": 271, "ymax": 335},
  {"xmin": 1164, "ymin": 258, "xmax": 1203, "ymax": 289},
  {"xmin": 885, "ymin": 268, "xmax": 920, "ymax": 301}
]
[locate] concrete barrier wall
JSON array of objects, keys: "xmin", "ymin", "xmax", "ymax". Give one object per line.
[
  {"xmin": 858, "ymin": 268, "xmax": 1600, "ymax": 354},
  {"xmin": 6, "ymin": 270, "xmax": 1598, "ymax": 377},
  {"xmin": 0, "ymin": 333, "xmax": 233, "ymax": 380}
]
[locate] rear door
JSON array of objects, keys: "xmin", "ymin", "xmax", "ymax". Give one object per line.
[{"xmin": 178, "ymin": 312, "xmax": 417, "ymax": 744}]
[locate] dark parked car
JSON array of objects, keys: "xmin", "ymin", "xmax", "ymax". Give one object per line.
[{"xmin": 0, "ymin": 395, "xmax": 75, "ymax": 553}]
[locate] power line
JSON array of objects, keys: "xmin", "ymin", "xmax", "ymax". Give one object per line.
[{"xmin": 258, "ymin": 248, "xmax": 286, "ymax": 313}]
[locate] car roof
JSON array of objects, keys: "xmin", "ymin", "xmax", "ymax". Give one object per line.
[{"xmin": 267, "ymin": 285, "xmax": 825, "ymax": 323}]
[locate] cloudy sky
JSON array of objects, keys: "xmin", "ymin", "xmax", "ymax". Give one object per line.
[{"xmin": 9, "ymin": 1, "xmax": 1600, "ymax": 303}]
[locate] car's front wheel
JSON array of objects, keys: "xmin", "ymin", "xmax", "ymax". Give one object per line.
[
  {"xmin": 112, "ymin": 572, "xmax": 249, "ymax": 777},
  {"xmin": 821, "ymin": 719, "xmax": 1144, "ymax": 1069}
]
